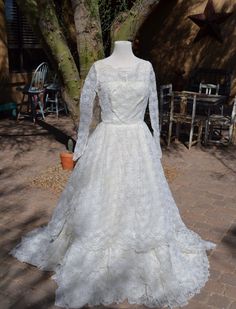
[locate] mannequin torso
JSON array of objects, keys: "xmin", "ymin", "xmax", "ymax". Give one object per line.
[{"xmin": 103, "ymin": 40, "xmax": 141, "ymax": 68}]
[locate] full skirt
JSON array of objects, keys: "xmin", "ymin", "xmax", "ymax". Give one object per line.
[{"xmin": 10, "ymin": 121, "xmax": 216, "ymax": 309}]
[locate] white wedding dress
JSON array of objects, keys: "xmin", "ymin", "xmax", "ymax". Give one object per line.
[{"xmin": 10, "ymin": 59, "xmax": 216, "ymax": 309}]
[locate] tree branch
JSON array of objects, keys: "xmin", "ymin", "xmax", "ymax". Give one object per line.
[{"xmin": 110, "ymin": 0, "xmax": 159, "ymax": 48}]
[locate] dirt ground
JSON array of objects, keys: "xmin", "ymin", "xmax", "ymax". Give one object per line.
[{"xmin": 0, "ymin": 114, "xmax": 236, "ymax": 309}]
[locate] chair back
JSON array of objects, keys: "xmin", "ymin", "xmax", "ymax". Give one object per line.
[
  {"xmin": 188, "ymin": 68, "xmax": 232, "ymax": 96},
  {"xmin": 170, "ymin": 92, "xmax": 197, "ymax": 121},
  {"xmin": 30, "ymin": 62, "xmax": 49, "ymax": 91},
  {"xmin": 160, "ymin": 84, "xmax": 172, "ymax": 103},
  {"xmin": 199, "ymin": 83, "xmax": 220, "ymax": 95}
]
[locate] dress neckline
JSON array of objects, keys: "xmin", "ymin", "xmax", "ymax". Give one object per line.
[{"xmin": 101, "ymin": 59, "xmax": 142, "ymax": 71}]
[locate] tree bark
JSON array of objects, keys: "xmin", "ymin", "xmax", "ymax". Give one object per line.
[
  {"xmin": 59, "ymin": 0, "xmax": 77, "ymax": 48},
  {"xmin": 16, "ymin": 0, "xmax": 81, "ymax": 124},
  {"xmin": 71, "ymin": 0, "xmax": 104, "ymax": 78},
  {"xmin": 110, "ymin": 0, "xmax": 159, "ymax": 49},
  {"xmin": 0, "ymin": 0, "xmax": 9, "ymax": 81}
]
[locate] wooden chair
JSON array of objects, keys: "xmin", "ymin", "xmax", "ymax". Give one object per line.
[
  {"xmin": 188, "ymin": 68, "xmax": 232, "ymax": 97},
  {"xmin": 199, "ymin": 83, "xmax": 220, "ymax": 95},
  {"xmin": 159, "ymin": 84, "xmax": 172, "ymax": 134},
  {"xmin": 45, "ymin": 73, "xmax": 69, "ymax": 118},
  {"xmin": 168, "ymin": 92, "xmax": 205, "ymax": 149},
  {"xmin": 206, "ymin": 96, "xmax": 236, "ymax": 145},
  {"xmin": 16, "ymin": 62, "xmax": 49, "ymax": 122},
  {"xmin": 199, "ymin": 82, "xmax": 223, "ymax": 116}
]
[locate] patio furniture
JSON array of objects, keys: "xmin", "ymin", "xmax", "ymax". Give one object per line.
[
  {"xmin": 159, "ymin": 84, "xmax": 172, "ymax": 134},
  {"xmin": 188, "ymin": 68, "xmax": 232, "ymax": 97},
  {"xmin": 189, "ymin": 68, "xmax": 231, "ymax": 119},
  {"xmin": 199, "ymin": 82, "xmax": 222, "ymax": 116},
  {"xmin": 168, "ymin": 91, "xmax": 205, "ymax": 149},
  {"xmin": 167, "ymin": 91, "xmax": 227, "ymax": 148},
  {"xmin": 206, "ymin": 96, "xmax": 236, "ymax": 145},
  {"xmin": 16, "ymin": 62, "xmax": 49, "ymax": 123},
  {"xmin": 199, "ymin": 83, "xmax": 220, "ymax": 95},
  {"xmin": 195, "ymin": 93, "xmax": 227, "ymax": 144},
  {"xmin": 45, "ymin": 74, "xmax": 68, "ymax": 117}
]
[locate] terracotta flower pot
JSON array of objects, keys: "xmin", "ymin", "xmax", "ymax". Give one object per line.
[{"xmin": 60, "ymin": 152, "xmax": 75, "ymax": 170}]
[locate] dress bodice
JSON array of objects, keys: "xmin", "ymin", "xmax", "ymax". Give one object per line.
[
  {"xmin": 73, "ymin": 59, "xmax": 162, "ymax": 160},
  {"xmin": 96, "ymin": 60, "xmax": 150, "ymax": 124}
]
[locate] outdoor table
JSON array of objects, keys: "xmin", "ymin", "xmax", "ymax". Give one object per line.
[{"xmin": 170, "ymin": 91, "xmax": 227, "ymax": 145}]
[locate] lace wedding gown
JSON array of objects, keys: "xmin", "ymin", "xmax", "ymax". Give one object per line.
[{"xmin": 10, "ymin": 59, "xmax": 216, "ymax": 309}]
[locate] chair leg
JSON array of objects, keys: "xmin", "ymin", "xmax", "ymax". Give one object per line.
[
  {"xmin": 176, "ymin": 122, "xmax": 180, "ymax": 141},
  {"xmin": 30, "ymin": 95, "xmax": 37, "ymax": 123},
  {"xmin": 45, "ymin": 93, "xmax": 49, "ymax": 112},
  {"xmin": 167, "ymin": 120, "xmax": 173, "ymax": 147},
  {"xmin": 26, "ymin": 94, "xmax": 30, "ymax": 113},
  {"xmin": 204, "ymin": 119, "xmax": 209, "ymax": 145},
  {"xmin": 188, "ymin": 122, "xmax": 194, "ymax": 150},
  {"xmin": 17, "ymin": 104, "xmax": 22, "ymax": 121},
  {"xmin": 17, "ymin": 94, "xmax": 25, "ymax": 120},
  {"xmin": 228, "ymin": 123, "xmax": 234, "ymax": 144},
  {"xmin": 38, "ymin": 102, "xmax": 45, "ymax": 120},
  {"xmin": 55, "ymin": 93, "xmax": 59, "ymax": 118},
  {"xmin": 37, "ymin": 94, "xmax": 45, "ymax": 120},
  {"xmin": 197, "ymin": 122, "xmax": 203, "ymax": 145}
]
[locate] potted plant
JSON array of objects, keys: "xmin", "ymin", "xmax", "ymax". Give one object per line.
[{"xmin": 60, "ymin": 138, "xmax": 75, "ymax": 170}]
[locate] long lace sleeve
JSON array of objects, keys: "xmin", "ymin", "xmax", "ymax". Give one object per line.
[
  {"xmin": 148, "ymin": 63, "xmax": 162, "ymax": 159},
  {"xmin": 73, "ymin": 63, "xmax": 97, "ymax": 161}
]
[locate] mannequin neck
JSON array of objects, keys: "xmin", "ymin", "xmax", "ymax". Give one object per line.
[{"xmin": 106, "ymin": 41, "xmax": 138, "ymax": 66}]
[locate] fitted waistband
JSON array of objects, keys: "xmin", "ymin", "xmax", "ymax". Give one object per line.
[{"xmin": 101, "ymin": 120, "xmax": 144, "ymax": 125}]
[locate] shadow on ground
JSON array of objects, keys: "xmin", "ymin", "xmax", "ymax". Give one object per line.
[{"xmin": 0, "ymin": 115, "xmax": 236, "ymax": 309}]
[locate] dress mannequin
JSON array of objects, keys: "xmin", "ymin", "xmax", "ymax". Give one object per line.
[
  {"xmin": 105, "ymin": 40, "xmax": 140, "ymax": 67},
  {"xmin": 9, "ymin": 37, "xmax": 216, "ymax": 309}
]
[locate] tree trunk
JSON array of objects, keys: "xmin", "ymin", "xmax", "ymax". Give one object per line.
[
  {"xmin": 110, "ymin": 0, "xmax": 159, "ymax": 49},
  {"xmin": 71, "ymin": 0, "xmax": 104, "ymax": 78},
  {"xmin": 59, "ymin": 0, "xmax": 77, "ymax": 48},
  {"xmin": 0, "ymin": 0, "xmax": 9, "ymax": 82},
  {"xmin": 16, "ymin": 0, "xmax": 81, "ymax": 124}
]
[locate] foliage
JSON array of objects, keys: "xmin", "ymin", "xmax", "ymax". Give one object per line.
[
  {"xmin": 67, "ymin": 138, "xmax": 74, "ymax": 153},
  {"xmin": 98, "ymin": 0, "xmax": 135, "ymax": 55},
  {"xmin": 15, "ymin": 0, "xmax": 145, "ymax": 123}
]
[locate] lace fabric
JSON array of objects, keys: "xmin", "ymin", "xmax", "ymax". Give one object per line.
[
  {"xmin": 73, "ymin": 59, "xmax": 162, "ymax": 161},
  {"xmin": 9, "ymin": 59, "xmax": 216, "ymax": 309}
]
